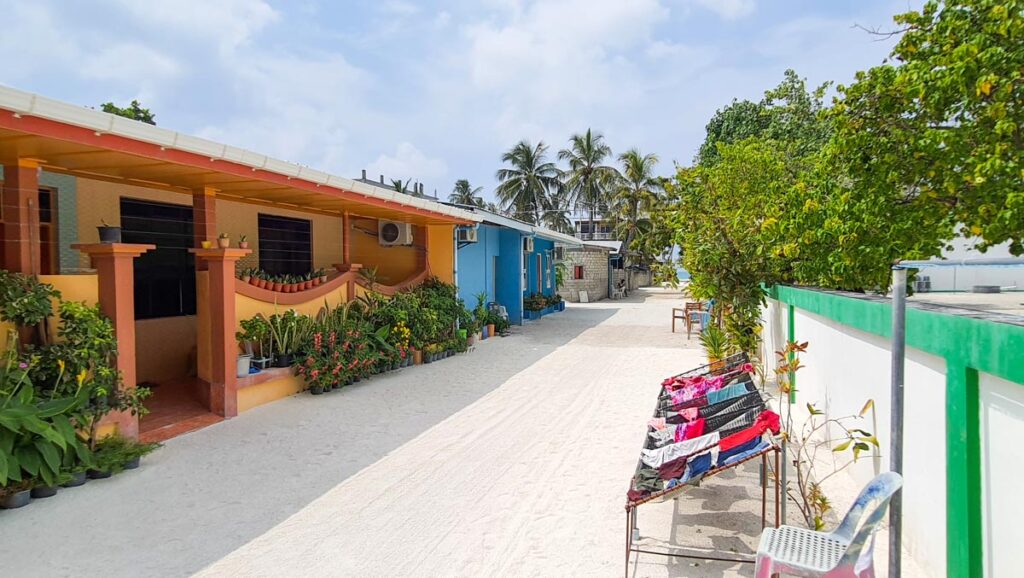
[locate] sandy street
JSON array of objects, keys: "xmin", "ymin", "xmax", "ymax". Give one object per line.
[{"xmin": 1, "ymin": 288, "xmax": 775, "ymax": 577}]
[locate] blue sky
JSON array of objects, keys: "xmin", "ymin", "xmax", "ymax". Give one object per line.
[{"xmin": 0, "ymin": 0, "xmax": 913, "ymax": 203}]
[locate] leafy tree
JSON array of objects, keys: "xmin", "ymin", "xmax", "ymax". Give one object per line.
[
  {"xmin": 540, "ymin": 186, "xmax": 575, "ymax": 233},
  {"xmin": 448, "ymin": 179, "xmax": 485, "ymax": 207},
  {"xmin": 610, "ymin": 149, "xmax": 663, "ymax": 265},
  {"xmin": 391, "ymin": 178, "xmax": 414, "ymax": 196},
  {"xmin": 558, "ymin": 129, "xmax": 619, "ymax": 239},
  {"xmin": 830, "ymin": 0, "xmax": 1024, "ymax": 254},
  {"xmin": 495, "ymin": 140, "xmax": 560, "ymax": 224},
  {"xmin": 696, "ymin": 70, "xmax": 830, "ymax": 166},
  {"xmin": 100, "ymin": 100, "xmax": 156, "ymax": 125}
]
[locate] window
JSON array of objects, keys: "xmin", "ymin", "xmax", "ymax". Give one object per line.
[
  {"xmin": 574, "ymin": 265, "xmax": 584, "ymax": 280},
  {"xmin": 38, "ymin": 189, "xmax": 57, "ymax": 275},
  {"xmin": 120, "ymin": 198, "xmax": 196, "ymax": 319},
  {"xmin": 258, "ymin": 214, "xmax": 312, "ymax": 275}
]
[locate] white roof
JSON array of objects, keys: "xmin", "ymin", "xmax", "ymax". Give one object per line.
[
  {"xmin": 446, "ymin": 204, "xmax": 582, "ymax": 247},
  {"xmin": 0, "ymin": 85, "xmax": 481, "ymax": 223}
]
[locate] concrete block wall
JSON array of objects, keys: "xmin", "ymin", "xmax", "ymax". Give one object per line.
[{"xmin": 558, "ymin": 247, "xmax": 608, "ymax": 302}]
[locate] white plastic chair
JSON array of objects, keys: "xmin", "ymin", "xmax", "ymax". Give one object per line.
[{"xmin": 755, "ymin": 471, "xmax": 903, "ymax": 578}]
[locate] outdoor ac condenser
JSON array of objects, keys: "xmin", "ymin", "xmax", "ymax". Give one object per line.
[
  {"xmin": 379, "ymin": 221, "xmax": 413, "ymax": 246},
  {"xmin": 523, "ymin": 236, "xmax": 535, "ymax": 252},
  {"xmin": 457, "ymin": 227, "xmax": 478, "ymax": 243}
]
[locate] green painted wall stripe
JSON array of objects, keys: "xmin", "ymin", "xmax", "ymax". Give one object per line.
[
  {"xmin": 768, "ymin": 285, "xmax": 1019, "ymax": 578},
  {"xmin": 769, "ymin": 285, "xmax": 1024, "ymax": 386},
  {"xmin": 787, "ymin": 303, "xmax": 796, "ymax": 403}
]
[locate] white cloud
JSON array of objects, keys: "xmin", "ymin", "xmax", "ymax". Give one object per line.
[
  {"xmin": 80, "ymin": 43, "xmax": 181, "ymax": 82},
  {"xmin": 366, "ymin": 142, "xmax": 449, "ymax": 184},
  {"xmin": 693, "ymin": 0, "xmax": 756, "ymax": 20},
  {"xmin": 107, "ymin": 0, "xmax": 278, "ymax": 52}
]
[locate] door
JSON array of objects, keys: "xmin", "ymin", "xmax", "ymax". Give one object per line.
[{"xmin": 535, "ymin": 254, "xmax": 542, "ymax": 293}]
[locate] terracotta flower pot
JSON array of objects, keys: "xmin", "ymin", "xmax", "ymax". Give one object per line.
[
  {"xmin": 240, "ymin": 275, "xmax": 250, "ymax": 283},
  {"xmin": 272, "ymin": 282, "xmax": 282, "ymax": 292},
  {"xmin": 250, "ymin": 277, "xmax": 260, "ymax": 286},
  {"xmin": 412, "ymin": 349, "xmax": 423, "ymax": 365},
  {"xmin": 217, "ymin": 237, "xmax": 230, "ymax": 249},
  {"xmin": 239, "ymin": 241, "xmax": 249, "ymax": 249},
  {"xmin": 312, "ymin": 278, "xmax": 321, "ymax": 287},
  {"xmin": 304, "ymin": 280, "xmax": 313, "ymax": 290},
  {"xmin": 487, "ymin": 323, "xmax": 496, "ymax": 337}
]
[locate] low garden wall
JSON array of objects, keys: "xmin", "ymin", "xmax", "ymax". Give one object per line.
[{"xmin": 761, "ymin": 286, "xmax": 1024, "ymax": 578}]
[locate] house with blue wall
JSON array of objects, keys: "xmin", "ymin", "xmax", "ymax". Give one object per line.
[{"xmin": 448, "ymin": 204, "xmax": 581, "ymax": 324}]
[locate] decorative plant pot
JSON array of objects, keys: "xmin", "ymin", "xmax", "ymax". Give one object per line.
[
  {"xmin": 240, "ymin": 275, "xmax": 251, "ymax": 283},
  {"xmin": 413, "ymin": 349, "xmax": 423, "ymax": 365},
  {"xmin": 310, "ymin": 385, "xmax": 324, "ymax": 395},
  {"xmin": 217, "ymin": 237, "xmax": 230, "ymax": 249},
  {"xmin": 312, "ymin": 278, "xmax": 321, "ymax": 287},
  {"xmin": 487, "ymin": 323, "xmax": 496, "ymax": 337},
  {"xmin": 124, "ymin": 457, "xmax": 141, "ymax": 470},
  {"xmin": 354, "ymin": 376, "xmax": 361, "ymax": 383},
  {"xmin": 320, "ymin": 275, "xmax": 328, "ymax": 283},
  {"xmin": 30, "ymin": 485, "xmax": 58, "ymax": 499},
  {"xmin": 239, "ymin": 241, "xmax": 249, "ymax": 249},
  {"xmin": 61, "ymin": 471, "xmax": 87, "ymax": 488},
  {"xmin": 708, "ymin": 358, "xmax": 725, "ymax": 372},
  {"xmin": 274, "ymin": 353, "xmax": 293, "ymax": 368},
  {"xmin": 481, "ymin": 327, "xmax": 489, "ymax": 339},
  {"xmin": 201, "ymin": 240, "xmax": 214, "ymax": 249},
  {"xmin": 237, "ymin": 355, "xmax": 252, "ymax": 378},
  {"xmin": 272, "ymin": 282, "xmax": 282, "ymax": 292},
  {"xmin": 87, "ymin": 469, "xmax": 112, "ymax": 480},
  {"xmin": 97, "ymin": 225, "xmax": 122, "ymax": 243},
  {"xmin": 0, "ymin": 490, "xmax": 31, "ymax": 509}
]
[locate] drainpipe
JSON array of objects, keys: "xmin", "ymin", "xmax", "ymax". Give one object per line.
[{"xmin": 889, "ymin": 266, "xmax": 907, "ymax": 578}]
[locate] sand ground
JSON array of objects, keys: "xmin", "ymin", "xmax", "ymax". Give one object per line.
[{"xmin": 0, "ymin": 288, "xmax": 923, "ymax": 577}]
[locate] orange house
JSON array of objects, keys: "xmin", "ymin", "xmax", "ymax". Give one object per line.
[{"xmin": 0, "ymin": 85, "xmax": 479, "ymax": 441}]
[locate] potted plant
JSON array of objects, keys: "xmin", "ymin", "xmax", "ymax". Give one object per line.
[
  {"xmin": 97, "ymin": 219, "xmax": 121, "ymax": 243},
  {"xmin": 239, "ymin": 268, "xmax": 252, "ymax": 284},
  {"xmin": 217, "ymin": 232, "xmax": 231, "ymax": 249},
  {"xmin": 239, "ymin": 234, "xmax": 249, "ymax": 249},
  {"xmin": 412, "ymin": 347, "xmax": 423, "ymax": 365},
  {"xmin": 271, "ymin": 276, "xmax": 283, "ymax": 292},
  {"xmin": 90, "ymin": 435, "xmax": 160, "ymax": 475},
  {"xmin": 0, "ymin": 482, "xmax": 32, "ymax": 509},
  {"xmin": 699, "ymin": 325, "xmax": 731, "ymax": 370}
]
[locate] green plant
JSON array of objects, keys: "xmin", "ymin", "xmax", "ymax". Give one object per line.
[
  {"xmin": 0, "ymin": 271, "xmax": 61, "ymax": 347},
  {"xmin": 239, "ymin": 234, "xmax": 247, "ymax": 243},
  {"xmin": 698, "ymin": 325, "xmax": 731, "ymax": 361},
  {"xmin": 0, "ymin": 332, "xmax": 92, "ymax": 488},
  {"xmin": 237, "ymin": 315, "xmax": 271, "ymax": 359},
  {"xmin": 554, "ymin": 262, "xmax": 568, "ymax": 290},
  {"xmin": 218, "ymin": 232, "xmax": 229, "ymax": 240},
  {"xmin": 91, "ymin": 434, "xmax": 160, "ymax": 474}
]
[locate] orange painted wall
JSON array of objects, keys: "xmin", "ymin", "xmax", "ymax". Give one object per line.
[
  {"xmin": 427, "ymin": 225, "xmax": 455, "ymax": 283},
  {"xmin": 348, "ymin": 217, "xmax": 423, "ymax": 285}
]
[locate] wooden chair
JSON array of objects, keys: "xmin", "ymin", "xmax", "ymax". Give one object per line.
[{"xmin": 672, "ymin": 301, "xmax": 707, "ymax": 337}]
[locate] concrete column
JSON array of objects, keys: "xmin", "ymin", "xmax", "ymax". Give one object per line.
[
  {"xmin": 343, "ymin": 213, "xmax": 354, "ymax": 300},
  {"xmin": 72, "ymin": 242, "xmax": 156, "ymax": 439},
  {"xmin": 193, "ymin": 187, "xmax": 218, "ymax": 271},
  {"xmin": 2, "ymin": 160, "xmax": 42, "ymax": 274},
  {"xmin": 190, "ymin": 247, "xmax": 250, "ymax": 418}
]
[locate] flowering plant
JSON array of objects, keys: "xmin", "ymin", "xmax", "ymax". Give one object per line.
[{"xmin": 297, "ymin": 331, "xmax": 349, "ymax": 391}]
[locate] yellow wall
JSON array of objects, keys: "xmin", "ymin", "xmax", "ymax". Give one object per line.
[
  {"xmin": 427, "ymin": 225, "xmax": 455, "ymax": 283},
  {"xmin": 234, "ymin": 284, "xmax": 348, "ymax": 335},
  {"xmin": 349, "ymin": 217, "xmax": 423, "ymax": 284},
  {"xmin": 136, "ymin": 316, "xmax": 196, "ymax": 384},
  {"xmin": 238, "ymin": 374, "xmax": 305, "ymax": 413},
  {"xmin": 215, "ymin": 198, "xmax": 343, "ymax": 273}
]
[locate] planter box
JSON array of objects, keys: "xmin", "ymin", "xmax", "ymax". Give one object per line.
[
  {"xmin": 558, "ymin": 302, "xmax": 565, "ymax": 311},
  {"xmin": 524, "ymin": 310, "xmax": 541, "ymax": 320}
]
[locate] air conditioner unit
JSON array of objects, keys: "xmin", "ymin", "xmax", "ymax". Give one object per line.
[
  {"xmin": 523, "ymin": 236, "xmax": 534, "ymax": 252},
  {"xmin": 457, "ymin": 227, "xmax": 478, "ymax": 243},
  {"xmin": 379, "ymin": 221, "xmax": 413, "ymax": 246}
]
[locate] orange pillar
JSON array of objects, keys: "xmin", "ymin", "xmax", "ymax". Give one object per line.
[
  {"xmin": 342, "ymin": 213, "xmax": 354, "ymax": 300},
  {"xmin": 191, "ymin": 247, "xmax": 250, "ymax": 418},
  {"xmin": 193, "ymin": 187, "xmax": 218, "ymax": 271},
  {"xmin": 72, "ymin": 243, "xmax": 155, "ymax": 439},
  {"xmin": 2, "ymin": 159, "xmax": 42, "ymax": 274}
]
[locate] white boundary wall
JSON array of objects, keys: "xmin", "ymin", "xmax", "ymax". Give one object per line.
[{"xmin": 762, "ymin": 298, "xmax": 947, "ymax": 577}]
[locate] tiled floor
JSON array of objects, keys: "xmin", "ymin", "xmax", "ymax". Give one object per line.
[{"xmin": 139, "ymin": 378, "xmax": 222, "ymax": 443}]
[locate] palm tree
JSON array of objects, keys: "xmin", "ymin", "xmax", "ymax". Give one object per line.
[
  {"xmin": 611, "ymin": 149, "xmax": 662, "ymax": 265},
  {"xmin": 558, "ymin": 129, "xmax": 618, "ymax": 240},
  {"xmin": 541, "ymin": 185, "xmax": 575, "ymax": 234},
  {"xmin": 495, "ymin": 140, "xmax": 561, "ymax": 224},
  {"xmin": 448, "ymin": 179, "xmax": 485, "ymax": 207},
  {"xmin": 391, "ymin": 178, "xmax": 414, "ymax": 196}
]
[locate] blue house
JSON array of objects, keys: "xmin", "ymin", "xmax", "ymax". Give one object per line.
[{"xmin": 448, "ymin": 205, "xmax": 581, "ymax": 324}]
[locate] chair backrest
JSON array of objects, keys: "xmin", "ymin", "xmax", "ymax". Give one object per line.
[{"xmin": 835, "ymin": 472, "xmax": 903, "ymax": 564}]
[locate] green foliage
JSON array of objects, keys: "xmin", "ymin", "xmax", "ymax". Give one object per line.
[
  {"xmin": 449, "ymin": 179, "xmax": 485, "ymax": 207},
  {"xmin": 236, "ymin": 315, "xmax": 271, "ymax": 358},
  {"xmin": 697, "ymin": 325, "xmax": 733, "ymax": 361},
  {"xmin": 91, "ymin": 434, "xmax": 159, "ymax": 474},
  {"xmin": 559, "ymin": 128, "xmax": 619, "ymax": 234},
  {"xmin": 831, "ymin": 0, "xmax": 1024, "ymax": 254},
  {"xmin": 0, "ymin": 271, "xmax": 60, "ymax": 341},
  {"xmin": 610, "ymin": 149, "xmax": 664, "ymax": 267},
  {"xmin": 495, "ymin": 140, "xmax": 561, "ymax": 224},
  {"xmin": 100, "ymin": 100, "xmax": 156, "ymax": 125}
]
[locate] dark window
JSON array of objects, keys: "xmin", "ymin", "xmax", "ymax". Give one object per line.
[
  {"xmin": 38, "ymin": 189, "xmax": 53, "ymax": 223},
  {"xmin": 258, "ymin": 214, "xmax": 312, "ymax": 275},
  {"xmin": 120, "ymin": 198, "xmax": 196, "ymax": 319}
]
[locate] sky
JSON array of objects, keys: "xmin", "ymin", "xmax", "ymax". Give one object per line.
[{"xmin": 0, "ymin": 0, "xmax": 914, "ymax": 204}]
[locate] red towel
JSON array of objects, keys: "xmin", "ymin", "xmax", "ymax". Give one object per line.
[{"xmin": 719, "ymin": 410, "xmax": 780, "ymax": 451}]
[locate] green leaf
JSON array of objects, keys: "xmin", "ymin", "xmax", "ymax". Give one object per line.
[
  {"xmin": 832, "ymin": 439, "xmax": 852, "ymax": 452},
  {"xmin": 0, "ymin": 451, "xmax": 8, "ymax": 484},
  {"xmin": 15, "ymin": 446, "xmax": 40, "ymax": 476},
  {"xmin": 33, "ymin": 439, "xmax": 60, "ymax": 473}
]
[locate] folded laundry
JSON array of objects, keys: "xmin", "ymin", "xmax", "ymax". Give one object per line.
[
  {"xmin": 719, "ymin": 410, "xmax": 781, "ymax": 451},
  {"xmin": 640, "ymin": 431, "xmax": 720, "ymax": 468}
]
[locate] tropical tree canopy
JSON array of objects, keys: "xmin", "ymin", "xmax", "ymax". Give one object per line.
[
  {"xmin": 610, "ymin": 149, "xmax": 663, "ymax": 265},
  {"xmin": 449, "ymin": 179, "xmax": 485, "ymax": 207},
  {"xmin": 100, "ymin": 100, "xmax": 156, "ymax": 125},
  {"xmin": 558, "ymin": 129, "xmax": 619, "ymax": 229},
  {"xmin": 495, "ymin": 140, "xmax": 561, "ymax": 224}
]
